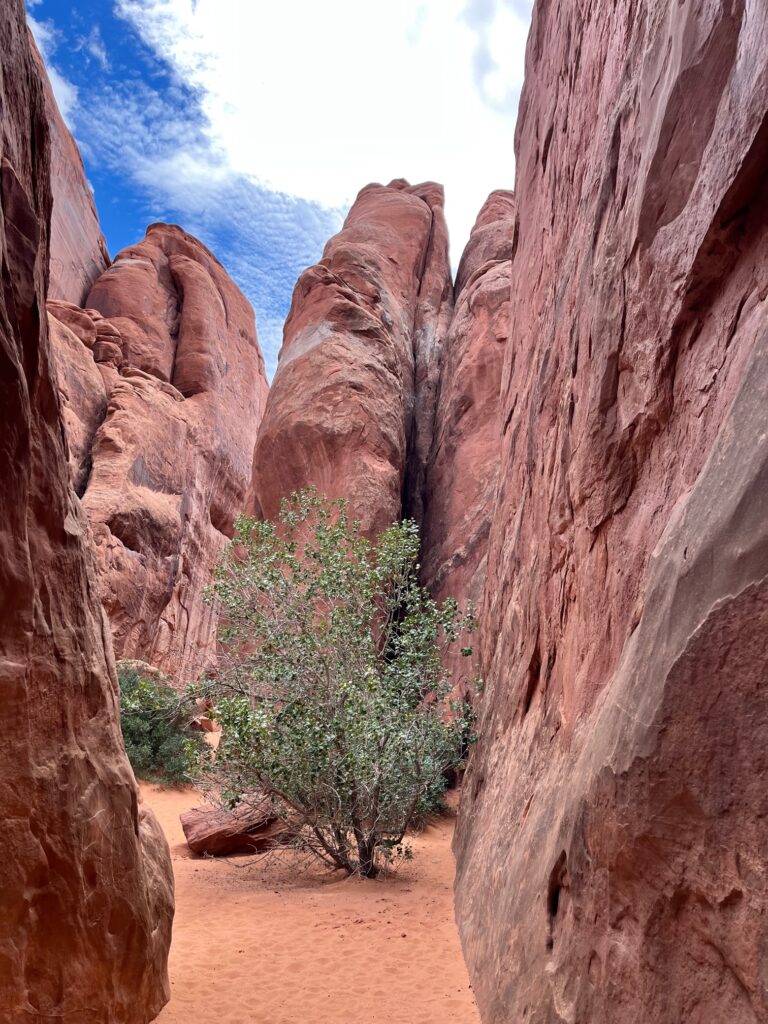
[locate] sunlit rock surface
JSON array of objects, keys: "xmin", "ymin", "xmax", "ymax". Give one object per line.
[
  {"xmin": 50, "ymin": 224, "xmax": 270, "ymax": 685},
  {"xmin": 250, "ymin": 179, "xmax": 452, "ymax": 540}
]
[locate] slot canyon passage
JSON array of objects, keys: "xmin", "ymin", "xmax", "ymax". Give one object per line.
[{"xmin": 1, "ymin": 0, "xmax": 767, "ymax": 1021}]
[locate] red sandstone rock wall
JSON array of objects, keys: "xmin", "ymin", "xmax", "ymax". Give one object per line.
[
  {"xmin": 248, "ymin": 176, "xmax": 511, "ymax": 700},
  {"xmin": 250, "ymin": 179, "xmax": 451, "ymax": 539},
  {"xmin": 404, "ymin": 182, "xmax": 454, "ymax": 524},
  {"xmin": 420, "ymin": 191, "xmax": 514, "ymax": 698},
  {"xmin": 30, "ymin": 35, "xmax": 110, "ymax": 305},
  {"xmin": 454, "ymin": 2, "xmax": 768, "ymax": 1021},
  {"xmin": 49, "ymin": 225, "xmax": 269, "ymax": 685},
  {"xmin": 0, "ymin": 5, "xmax": 172, "ymax": 1021}
]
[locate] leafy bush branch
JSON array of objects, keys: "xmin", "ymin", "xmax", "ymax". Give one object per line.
[{"xmin": 197, "ymin": 489, "xmax": 477, "ymax": 878}]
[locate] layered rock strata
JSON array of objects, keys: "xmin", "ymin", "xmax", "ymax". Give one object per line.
[
  {"xmin": 49, "ymin": 225, "xmax": 269, "ymax": 685},
  {"xmin": 454, "ymin": 2, "xmax": 768, "ymax": 1021},
  {"xmin": 421, "ymin": 191, "xmax": 514, "ymax": 697},
  {"xmin": 250, "ymin": 179, "xmax": 452, "ymax": 539},
  {"xmin": 0, "ymin": 5, "xmax": 173, "ymax": 1021}
]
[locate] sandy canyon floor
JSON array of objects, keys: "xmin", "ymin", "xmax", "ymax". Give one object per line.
[{"xmin": 144, "ymin": 785, "xmax": 479, "ymax": 1024}]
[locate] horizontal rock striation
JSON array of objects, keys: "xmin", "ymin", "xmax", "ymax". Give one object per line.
[
  {"xmin": 250, "ymin": 179, "xmax": 452, "ymax": 540},
  {"xmin": 50, "ymin": 225, "xmax": 269, "ymax": 685},
  {"xmin": 0, "ymin": 4, "xmax": 173, "ymax": 1021},
  {"xmin": 454, "ymin": 2, "xmax": 768, "ymax": 1021}
]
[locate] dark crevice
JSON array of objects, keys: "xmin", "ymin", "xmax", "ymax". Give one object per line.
[
  {"xmin": 75, "ymin": 452, "xmax": 94, "ymax": 499},
  {"xmin": 546, "ymin": 851, "xmax": 568, "ymax": 952},
  {"xmin": 502, "ymin": 399, "xmax": 516, "ymax": 436},
  {"xmin": 402, "ymin": 193, "xmax": 453, "ymax": 526},
  {"xmin": 724, "ymin": 293, "xmax": 748, "ymax": 351},
  {"xmin": 682, "ymin": 109, "xmax": 768, "ymax": 318},
  {"xmin": 667, "ymin": 105, "xmax": 768, "ymax": 407},
  {"xmin": 638, "ymin": 1, "xmax": 745, "ymax": 248},
  {"xmin": 164, "ymin": 254, "xmax": 184, "ymax": 394},
  {"xmin": 522, "ymin": 635, "xmax": 541, "ymax": 717},
  {"xmin": 592, "ymin": 114, "xmax": 622, "ymax": 250},
  {"xmin": 541, "ymin": 122, "xmax": 554, "ymax": 172}
]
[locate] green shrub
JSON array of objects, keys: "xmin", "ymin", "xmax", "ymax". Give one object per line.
[
  {"xmin": 198, "ymin": 488, "xmax": 477, "ymax": 877},
  {"xmin": 118, "ymin": 662, "xmax": 204, "ymax": 785}
]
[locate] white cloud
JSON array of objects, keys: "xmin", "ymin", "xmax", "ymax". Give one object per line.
[
  {"xmin": 465, "ymin": 0, "xmax": 531, "ymax": 113},
  {"xmin": 27, "ymin": 14, "xmax": 80, "ymax": 126},
  {"xmin": 29, "ymin": 1, "xmax": 532, "ymax": 375},
  {"xmin": 73, "ymin": 76, "xmax": 342, "ymax": 375},
  {"xmin": 27, "ymin": 12, "xmax": 55, "ymax": 55},
  {"xmin": 115, "ymin": 0, "xmax": 532, "ymax": 258},
  {"xmin": 79, "ymin": 26, "xmax": 110, "ymax": 70},
  {"xmin": 47, "ymin": 66, "xmax": 79, "ymax": 124}
]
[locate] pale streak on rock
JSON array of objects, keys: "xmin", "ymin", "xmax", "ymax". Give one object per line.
[{"xmin": 250, "ymin": 179, "xmax": 452, "ymax": 540}]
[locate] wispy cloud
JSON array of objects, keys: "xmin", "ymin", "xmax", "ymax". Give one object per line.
[
  {"xmin": 112, "ymin": 0, "xmax": 532, "ymax": 257},
  {"xmin": 77, "ymin": 26, "xmax": 110, "ymax": 71},
  {"xmin": 46, "ymin": 66, "xmax": 79, "ymax": 123},
  {"xmin": 27, "ymin": 13, "xmax": 80, "ymax": 125},
  {"xmin": 27, "ymin": 12, "xmax": 55, "ymax": 58},
  {"xmin": 28, "ymin": 0, "xmax": 533, "ymax": 375},
  {"xmin": 463, "ymin": 0, "xmax": 532, "ymax": 114},
  {"xmin": 72, "ymin": 74, "xmax": 341, "ymax": 375}
]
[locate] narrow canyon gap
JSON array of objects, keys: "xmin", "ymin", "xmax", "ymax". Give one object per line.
[{"xmin": 2, "ymin": 0, "xmax": 767, "ymax": 1022}]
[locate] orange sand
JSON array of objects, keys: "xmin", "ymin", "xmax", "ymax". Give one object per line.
[{"xmin": 144, "ymin": 784, "xmax": 480, "ymax": 1024}]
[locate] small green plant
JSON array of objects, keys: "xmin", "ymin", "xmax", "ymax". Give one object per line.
[
  {"xmin": 118, "ymin": 662, "xmax": 204, "ymax": 785},
  {"xmin": 197, "ymin": 488, "xmax": 476, "ymax": 877}
]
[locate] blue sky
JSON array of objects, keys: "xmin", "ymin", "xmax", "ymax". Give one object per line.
[{"xmin": 28, "ymin": 0, "xmax": 532, "ymax": 376}]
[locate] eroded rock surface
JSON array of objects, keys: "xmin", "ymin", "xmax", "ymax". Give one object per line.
[
  {"xmin": 181, "ymin": 801, "xmax": 287, "ymax": 857},
  {"xmin": 48, "ymin": 309, "xmax": 107, "ymax": 495},
  {"xmin": 30, "ymin": 33, "xmax": 110, "ymax": 304},
  {"xmin": 251, "ymin": 179, "xmax": 452, "ymax": 539},
  {"xmin": 0, "ymin": 5, "xmax": 172, "ymax": 1020},
  {"xmin": 454, "ymin": 3, "xmax": 768, "ymax": 1022},
  {"xmin": 50, "ymin": 225, "xmax": 269, "ymax": 685},
  {"xmin": 421, "ymin": 191, "xmax": 514, "ymax": 697}
]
